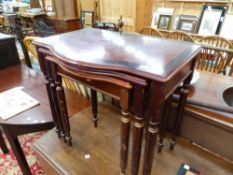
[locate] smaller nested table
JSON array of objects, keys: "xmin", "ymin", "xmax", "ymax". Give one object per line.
[{"xmin": 0, "ymin": 33, "xmax": 20, "ymax": 69}]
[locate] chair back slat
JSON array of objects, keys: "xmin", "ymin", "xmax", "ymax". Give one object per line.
[
  {"xmin": 140, "ymin": 26, "xmax": 163, "ymax": 38},
  {"xmin": 197, "ymin": 35, "xmax": 233, "ymax": 75},
  {"xmin": 166, "ymin": 31, "xmax": 194, "ymax": 42}
]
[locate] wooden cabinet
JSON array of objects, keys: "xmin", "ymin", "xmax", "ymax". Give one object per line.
[
  {"xmin": 46, "ymin": 17, "xmax": 80, "ymax": 33},
  {"xmin": 0, "ymin": 33, "xmax": 20, "ymax": 69}
]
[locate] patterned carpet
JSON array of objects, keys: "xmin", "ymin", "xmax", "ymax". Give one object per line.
[{"xmin": 0, "ymin": 132, "xmax": 46, "ymax": 175}]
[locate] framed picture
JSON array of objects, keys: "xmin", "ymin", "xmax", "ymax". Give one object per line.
[
  {"xmin": 177, "ymin": 15, "xmax": 198, "ymax": 33},
  {"xmin": 172, "ymin": 15, "xmax": 180, "ymax": 30},
  {"xmin": 158, "ymin": 15, "xmax": 171, "ymax": 30},
  {"xmin": 197, "ymin": 5, "xmax": 227, "ymax": 35},
  {"xmin": 220, "ymin": 15, "xmax": 233, "ymax": 40},
  {"xmin": 151, "ymin": 12, "xmax": 160, "ymax": 28}
]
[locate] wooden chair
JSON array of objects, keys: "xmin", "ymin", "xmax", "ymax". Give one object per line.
[
  {"xmin": 166, "ymin": 31, "xmax": 194, "ymax": 42},
  {"xmin": 140, "ymin": 26, "xmax": 163, "ymax": 38},
  {"xmin": 197, "ymin": 35, "xmax": 233, "ymax": 74}
]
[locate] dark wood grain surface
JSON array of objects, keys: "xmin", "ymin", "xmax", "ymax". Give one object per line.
[
  {"xmin": 0, "ymin": 65, "xmax": 90, "ymax": 125},
  {"xmin": 33, "ymin": 28, "xmax": 201, "ymax": 82},
  {"xmin": 187, "ymin": 71, "xmax": 233, "ymax": 122}
]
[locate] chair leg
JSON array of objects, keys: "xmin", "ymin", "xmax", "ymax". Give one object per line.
[
  {"xmin": 0, "ymin": 129, "xmax": 9, "ymax": 154},
  {"xmin": 2, "ymin": 126, "xmax": 32, "ymax": 175},
  {"xmin": 91, "ymin": 89, "xmax": 98, "ymax": 127}
]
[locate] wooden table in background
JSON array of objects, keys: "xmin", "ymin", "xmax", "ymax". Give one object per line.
[{"xmin": 33, "ymin": 28, "xmax": 201, "ymax": 175}]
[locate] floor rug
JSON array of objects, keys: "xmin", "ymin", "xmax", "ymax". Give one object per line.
[{"xmin": 0, "ymin": 132, "xmax": 46, "ymax": 175}]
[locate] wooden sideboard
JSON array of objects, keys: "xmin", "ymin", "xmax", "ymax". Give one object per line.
[{"xmin": 46, "ymin": 17, "xmax": 81, "ymax": 33}]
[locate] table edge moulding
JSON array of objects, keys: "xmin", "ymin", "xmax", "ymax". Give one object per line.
[{"xmin": 33, "ymin": 28, "xmax": 201, "ymax": 175}]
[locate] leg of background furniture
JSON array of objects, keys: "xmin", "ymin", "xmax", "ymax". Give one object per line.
[
  {"xmin": 0, "ymin": 128, "xmax": 9, "ymax": 154},
  {"xmin": 2, "ymin": 126, "xmax": 32, "ymax": 175},
  {"xmin": 158, "ymin": 95, "xmax": 172, "ymax": 153},
  {"xmin": 91, "ymin": 89, "xmax": 98, "ymax": 127}
]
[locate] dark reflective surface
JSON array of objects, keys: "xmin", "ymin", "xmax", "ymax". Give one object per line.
[{"xmin": 34, "ymin": 28, "xmax": 201, "ymax": 81}]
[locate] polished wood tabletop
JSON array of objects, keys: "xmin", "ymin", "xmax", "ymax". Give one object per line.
[{"xmin": 33, "ymin": 28, "xmax": 201, "ymax": 82}]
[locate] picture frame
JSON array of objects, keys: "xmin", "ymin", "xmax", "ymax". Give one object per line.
[
  {"xmin": 197, "ymin": 5, "xmax": 227, "ymax": 35},
  {"xmin": 151, "ymin": 12, "xmax": 160, "ymax": 28},
  {"xmin": 158, "ymin": 14, "xmax": 171, "ymax": 30},
  {"xmin": 177, "ymin": 15, "xmax": 198, "ymax": 33},
  {"xmin": 151, "ymin": 7, "xmax": 174, "ymax": 29},
  {"xmin": 172, "ymin": 15, "xmax": 180, "ymax": 30},
  {"xmin": 220, "ymin": 15, "xmax": 233, "ymax": 40}
]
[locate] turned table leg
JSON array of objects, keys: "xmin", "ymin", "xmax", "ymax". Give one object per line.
[
  {"xmin": 120, "ymin": 89, "xmax": 131, "ymax": 175},
  {"xmin": 143, "ymin": 83, "xmax": 164, "ymax": 175},
  {"xmin": 120, "ymin": 111, "xmax": 130, "ymax": 175},
  {"xmin": 131, "ymin": 86, "xmax": 145, "ymax": 175},
  {"xmin": 91, "ymin": 89, "xmax": 98, "ymax": 127},
  {"xmin": 56, "ymin": 77, "xmax": 72, "ymax": 146},
  {"xmin": 37, "ymin": 52, "xmax": 64, "ymax": 139}
]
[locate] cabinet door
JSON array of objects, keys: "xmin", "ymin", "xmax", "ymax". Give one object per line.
[
  {"xmin": 99, "ymin": 0, "xmax": 136, "ymax": 32},
  {"xmin": 53, "ymin": 0, "xmax": 78, "ymax": 18}
]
